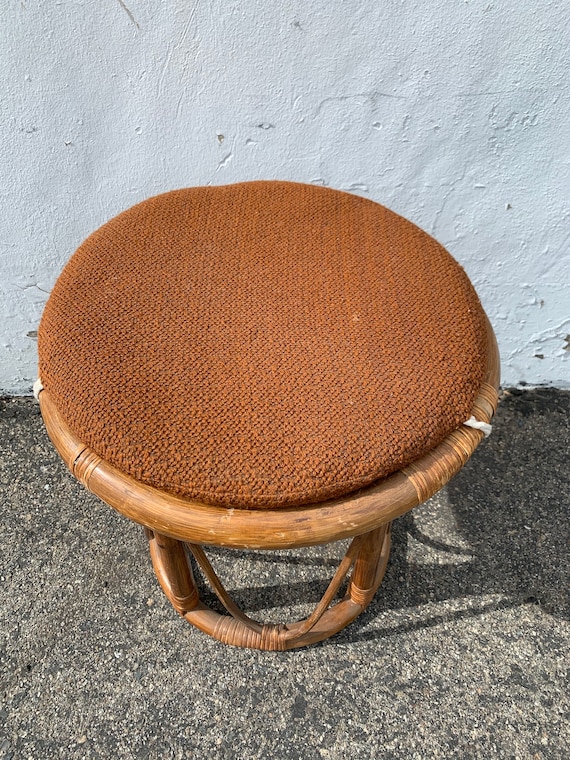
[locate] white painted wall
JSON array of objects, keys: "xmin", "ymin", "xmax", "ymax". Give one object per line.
[{"xmin": 1, "ymin": 0, "xmax": 568, "ymax": 393}]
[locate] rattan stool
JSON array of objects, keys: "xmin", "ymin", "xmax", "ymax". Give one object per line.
[{"xmin": 36, "ymin": 181, "xmax": 499, "ymax": 650}]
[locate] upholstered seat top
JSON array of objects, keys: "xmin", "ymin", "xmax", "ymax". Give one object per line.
[{"xmin": 39, "ymin": 181, "xmax": 488, "ymax": 508}]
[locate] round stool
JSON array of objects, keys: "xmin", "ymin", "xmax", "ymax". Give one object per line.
[{"xmin": 36, "ymin": 181, "xmax": 499, "ymax": 650}]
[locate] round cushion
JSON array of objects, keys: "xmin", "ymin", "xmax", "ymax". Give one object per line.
[{"xmin": 39, "ymin": 181, "xmax": 489, "ymax": 509}]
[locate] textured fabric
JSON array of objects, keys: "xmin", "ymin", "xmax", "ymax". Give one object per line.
[{"xmin": 39, "ymin": 181, "xmax": 488, "ymax": 508}]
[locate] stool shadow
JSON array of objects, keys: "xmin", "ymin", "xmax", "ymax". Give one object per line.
[
  {"xmin": 344, "ymin": 390, "xmax": 570, "ymax": 642},
  {"xmin": 195, "ymin": 391, "xmax": 569, "ymax": 639}
]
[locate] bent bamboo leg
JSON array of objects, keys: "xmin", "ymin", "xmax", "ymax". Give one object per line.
[
  {"xmin": 146, "ymin": 523, "xmax": 391, "ymax": 650},
  {"xmin": 146, "ymin": 529, "xmax": 200, "ymax": 615}
]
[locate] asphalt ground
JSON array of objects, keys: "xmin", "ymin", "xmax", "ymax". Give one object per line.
[{"xmin": 1, "ymin": 390, "xmax": 568, "ymax": 759}]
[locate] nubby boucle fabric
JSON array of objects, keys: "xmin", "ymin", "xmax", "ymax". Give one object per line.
[{"xmin": 39, "ymin": 181, "xmax": 488, "ymax": 508}]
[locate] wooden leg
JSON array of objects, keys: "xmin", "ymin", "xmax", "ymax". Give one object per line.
[
  {"xmin": 146, "ymin": 529, "xmax": 200, "ymax": 615},
  {"xmin": 349, "ymin": 525, "xmax": 390, "ymax": 606},
  {"xmin": 146, "ymin": 523, "xmax": 391, "ymax": 650}
]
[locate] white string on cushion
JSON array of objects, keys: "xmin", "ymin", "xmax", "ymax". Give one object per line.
[
  {"xmin": 464, "ymin": 416, "xmax": 492, "ymax": 438},
  {"xmin": 33, "ymin": 378, "xmax": 44, "ymax": 399}
]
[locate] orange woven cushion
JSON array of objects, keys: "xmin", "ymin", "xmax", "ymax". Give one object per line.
[{"xmin": 39, "ymin": 181, "xmax": 488, "ymax": 508}]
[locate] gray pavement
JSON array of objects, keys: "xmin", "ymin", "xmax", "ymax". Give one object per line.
[{"xmin": 0, "ymin": 390, "xmax": 568, "ymax": 759}]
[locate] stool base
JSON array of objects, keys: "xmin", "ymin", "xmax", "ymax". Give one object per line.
[{"xmin": 146, "ymin": 524, "xmax": 392, "ymax": 650}]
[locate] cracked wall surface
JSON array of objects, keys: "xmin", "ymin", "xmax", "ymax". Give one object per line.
[{"xmin": 1, "ymin": 1, "xmax": 568, "ymax": 392}]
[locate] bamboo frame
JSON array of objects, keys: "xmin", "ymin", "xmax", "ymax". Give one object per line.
[{"xmin": 36, "ymin": 316, "xmax": 499, "ymax": 648}]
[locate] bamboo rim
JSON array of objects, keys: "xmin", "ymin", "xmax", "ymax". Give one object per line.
[{"xmin": 37, "ymin": 316, "xmax": 499, "ymax": 550}]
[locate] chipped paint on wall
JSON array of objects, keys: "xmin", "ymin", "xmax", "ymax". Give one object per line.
[{"xmin": 0, "ymin": 0, "xmax": 568, "ymax": 393}]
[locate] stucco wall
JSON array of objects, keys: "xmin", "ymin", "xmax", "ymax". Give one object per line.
[{"xmin": 1, "ymin": 0, "xmax": 568, "ymax": 393}]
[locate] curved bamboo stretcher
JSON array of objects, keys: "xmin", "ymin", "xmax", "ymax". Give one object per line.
[{"xmin": 37, "ymin": 318, "xmax": 499, "ymax": 650}]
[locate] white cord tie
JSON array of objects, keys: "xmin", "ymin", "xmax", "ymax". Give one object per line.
[
  {"xmin": 464, "ymin": 416, "xmax": 492, "ymax": 438},
  {"xmin": 33, "ymin": 378, "xmax": 44, "ymax": 399}
]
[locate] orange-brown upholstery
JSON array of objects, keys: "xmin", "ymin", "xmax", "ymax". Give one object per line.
[{"xmin": 38, "ymin": 181, "xmax": 488, "ymax": 508}]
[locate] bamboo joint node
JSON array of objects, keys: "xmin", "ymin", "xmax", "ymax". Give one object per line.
[
  {"xmin": 348, "ymin": 582, "xmax": 376, "ymax": 607},
  {"xmin": 73, "ymin": 448, "xmax": 102, "ymax": 489},
  {"xmin": 260, "ymin": 623, "xmax": 288, "ymax": 651}
]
